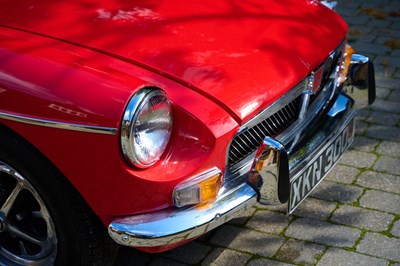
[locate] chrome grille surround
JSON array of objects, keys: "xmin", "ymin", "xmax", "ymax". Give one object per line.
[{"xmin": 227, "ymin": 40, "xmax": 345, "ymax": 168}]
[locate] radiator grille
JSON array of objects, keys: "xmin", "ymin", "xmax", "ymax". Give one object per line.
[
  {"xmin": 227, "ymin": 41, "xmax": 344, "ymax": 167},
  {"xmin": 228, "ymin": 95, "xmax": 302, "ymax": 166}
]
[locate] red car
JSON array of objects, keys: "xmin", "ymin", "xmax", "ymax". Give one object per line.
[{"xmin": 0, "ymin": 0, "xmax": 375, "ymax": 264}]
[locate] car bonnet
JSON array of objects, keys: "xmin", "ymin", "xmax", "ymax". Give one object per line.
[{"xmin": 0, "ymin": 0, "xmax": 347, "ymax": 124}]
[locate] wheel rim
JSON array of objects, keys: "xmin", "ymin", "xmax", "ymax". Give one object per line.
[{"xmin": 0, "ymin": 161, "xmax": 57, "ymax": 265}]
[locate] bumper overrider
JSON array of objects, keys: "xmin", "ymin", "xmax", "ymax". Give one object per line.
[{"xmin": 108, "ymin": 53, "xmax": 375, "ymax": 248}]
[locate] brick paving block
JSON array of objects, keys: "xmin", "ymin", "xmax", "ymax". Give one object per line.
[
  {"xmin": 311, "ymin": 181, "xmax": 364, "ymax": 204},
  {"xmin": 389, "ymin": 90, "xmax": 400, "ymax": 103},
  {"xmin": 292, "ymin": 197, "xmax": 337, "ymax": 221},
  {"xmin": 369, "ymin": 99, "xmax": 400, "ymax": 113},
  {"xmin": 163, "ymin": 241, "xmax": 211, "ymax": 264},
  {"xmin": 228, "ymin": 206, "xmax": 256, "ymax": 226},
  {"xmin": 340, "ymin": 1, "xmax": 362, "ymax": 8},
  {"xmin": 201, "ymin": 248, "xmax": 251, "ymax": 266},
  {"xmin": 351, "ymin": 42, "xmax": 391, "ymax": 55},
  {"xmin": 210, "ymin": 225, "xmax": 285, "ymax": 257},
  {"xmin": 368, "ymin": 19, "xmax": 393, "ymax": 29},
  {"xmin": 348, "ymin": 16, "xmax": 371, "ymax": 25},
  {"xmin": 285, "ymin": 218, "xmax": 361, "ymax": 248},
  {"xmin": 374, "ymin": 156, "xmax": 400, "ymax": 175},
  {"xmin": 150, "ymin": 258, "xmax": 188, "ymax": 266},
  {"xmin": 246, "ymin": 210, "xmax": 293, "ymax": 234},
  {"xmin": 356, "ymin": 171, "xmax": 400, "ymax": 194},
  {"xmin": 336, "ymin": 7, "xmax": 360, "ymax": 17},
  {"xmin": 386, "ymin": 22, "xmax": 400, "ymax": 33},
  {"xmin": 260, "ymin": 202, "xmax": 287, "ymax": 213},
  {"xmin": 356, "ymin": 120, "xmax": 369, "ymax": 135},
  {"xmin": 357, "ymin": 232, "xmax": 400, "ymax": 261},
  {"xmin": 326, "ymin": 164, "xmax": 359, "ymax": 184},
  {"xmin": 331, "ymin": 205, "xmax": 394, "ymax": 231},
  {"xmin": 375, "ymin": 66, "xmax": 396, "ymax": 79},
  {"xmin": 360, "ymin": 0, "xmax": 391, "ymax": 7},
  {"xmin": 248, "ymin": 258, "xmax": 294, "ymax": 266},
  {"xmin": 366, "ymin": 124, "xmax": 400, "ymax": 142},
  {"xmin": 376, "ymin": 25, "xmax": 397, "ymax": 36},
  {"xmin": 374, "ymin": 35, "xmax": 400, "ymax": 46},
  {"xmin": 114, "ymin": 246, "xmax": 151, "ymax": 266},
  {"xmin": 389, "ymin": 22, "xmax": 400, "ymax": 30},
  {"xmin": 347, "ymin": 25, "xmax": 373, "ymax": 36},
  {"xmin": 375, "ymin": 55, "xmax": 400, "ymax": 69},
  {"xmin": 339, "ymin": 150, "xmax": 377, "ymax": 169},
  {"xmin": 351, "ymin": 34, "xmax": 378, "ymax": 45},
  {"xmin": 375, "ymin": 77, "xmax": 400, "ymax": 90},
  {"xmin": 378, "ymin": 66, "xmax": 394, "ymax": 78},
  {"xmin": 351, "ymin": 136, "xmax": 378, "ymax": 153},
  {"xmin": 359, "ymin": 190, "xmax": 400, "ymax": 214},
  {"xmin": 376, "ymin": 87, "xmax": 391, "ymax": 99},
  {"xmin": 393, "ymin": 49, "xmax": 400, "ymax": 57},
  {"xmin": 392, "ymin": 220, "xmax": 400, "ymax": 237},
  {"xmin": 276, "ymin": 239, "xmax": 325, "ymax": 265},
  {"xmin": 197, "ymin": 231, "xmax": 213, "ymax": 242},
  {"xmin": 318, "ymin": 248, "xmax": 388, "ymax": 266},
  {"xmin": 356, "ymin": 109, "xmax": 370, "ymax": 120},
  {"xmin": 376, "ymin": 140, "xmax": 400, "ymax": 157},
  {"xmin": 367, "ymin": 111, "xmax": 400, "ymax": 126}
]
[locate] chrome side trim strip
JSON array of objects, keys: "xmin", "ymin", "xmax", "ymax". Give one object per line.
[{"xmin": 0, "ymin": 112, "xmax": 117, "ymax": 135}]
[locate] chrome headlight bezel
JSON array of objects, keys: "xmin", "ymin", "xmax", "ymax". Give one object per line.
[{"xmin": 121, "ymin": 87, "xmax": 173, "ymax": 168}]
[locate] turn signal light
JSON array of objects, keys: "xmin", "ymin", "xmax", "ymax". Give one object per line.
[
  {"xmin": 173, "ymin": 168, "xmax": 222, "ymax": 208},
  {"xmin": 340, "ymin": 44, "xmax": 355, "ymax": 84}
]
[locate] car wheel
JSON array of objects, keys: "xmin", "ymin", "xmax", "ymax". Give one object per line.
[
  {"xmin": 0, "ymin": 161, "xmax": 57, "ymax": 265},
  {"xmin": 0, "ymin": 127, "xmax": 118, "ymax": 265}
]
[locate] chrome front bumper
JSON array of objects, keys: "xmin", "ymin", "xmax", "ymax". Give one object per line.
[
  {"xmin": 109, "ymin": 184, "xmax": 257, "ymax": 247},
  {"xmin": 108, "ymin": 54, "xmax": 375, "ymax": 248}
]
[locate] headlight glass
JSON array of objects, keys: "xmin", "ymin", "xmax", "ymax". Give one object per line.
[{"xmin": 121, "ymin": 88, "xmax": 173, "ymax": 168}]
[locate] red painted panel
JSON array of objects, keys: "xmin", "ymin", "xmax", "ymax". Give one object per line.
[
  {"xmin": 0, "ymin": 0, "xmax": 347, "ymax": 123},
  {"xmin": 0, "ymin": 29, "xmax": 239, "ymax": 219}
]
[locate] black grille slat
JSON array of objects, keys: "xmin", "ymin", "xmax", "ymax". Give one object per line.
[
  {"xmin": 288, "ymin": 101, "xmax": 297, "ymax": 116},
  {"xmin": 234, "ymin": 136, "xmax": 248, "ymax": 153},
  {"xmin": 229, "ymin": 145, "xmax": 243, "ymax": 161},
  {"xmin": 262, "ymin": 120, "xmax": 277, "ymax": 135},
  {"xmin": 286, "ymin": 102, "xmax": 296, "ymax": 117},
  {"xmin": 245, "ymin": 131, "xmax": 261, "ymax": 148},
  {"xmin": 275, "ymin": 111, "xmax": 285, "ymax": 125},
  {"xmin": 251, "ymin": 126, "xmax": 264, "ymax": 140},
  {"xmin": 258, "ymin": 122, "xmax": 273, "ymax": 136},
  {"xmin": 268, "ymin": 117, "xmax": 280, "ymax": 132}
]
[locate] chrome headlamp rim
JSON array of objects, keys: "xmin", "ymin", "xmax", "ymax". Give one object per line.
[{"xmin": 120, "ymin": 87, "xmax": 172, "ymax": 168}]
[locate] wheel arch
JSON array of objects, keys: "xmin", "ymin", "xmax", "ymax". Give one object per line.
[{"xmin": 0, "ymin": 121, "xmax": 118, "ymax": 264}]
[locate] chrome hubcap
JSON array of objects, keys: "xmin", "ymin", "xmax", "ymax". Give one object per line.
[{"xmin": 0, "ymin": 162, "xmax": 57, "ymax": 265}]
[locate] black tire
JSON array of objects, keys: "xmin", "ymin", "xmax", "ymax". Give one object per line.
[{"xmin": 0, "ymin": 125, "xmax": 118, "ymax": 265}]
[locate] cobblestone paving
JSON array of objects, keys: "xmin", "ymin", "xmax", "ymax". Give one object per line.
[{"xmin": 115, "ymin": 0, "xmax": 400, "ymax": 264}]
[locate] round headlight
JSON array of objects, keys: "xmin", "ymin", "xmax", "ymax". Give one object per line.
[{"xmin": 121, "ymin": 87, "xmax": 173, "ymax": 168}]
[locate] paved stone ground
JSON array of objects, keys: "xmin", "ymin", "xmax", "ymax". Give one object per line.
[{"xmin": 114, "ymin": 0, "xmax": 400, "ymax": 265}]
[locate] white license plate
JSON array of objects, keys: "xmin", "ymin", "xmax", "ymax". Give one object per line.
[{"xmin": 288, "ymin": 117, "xmax": 355, "ymax": 213}]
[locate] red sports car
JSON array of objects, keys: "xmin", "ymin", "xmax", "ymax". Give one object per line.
[{"xmin": 0, "ymin": 0, "xmax": 375, "ymax": 264}]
